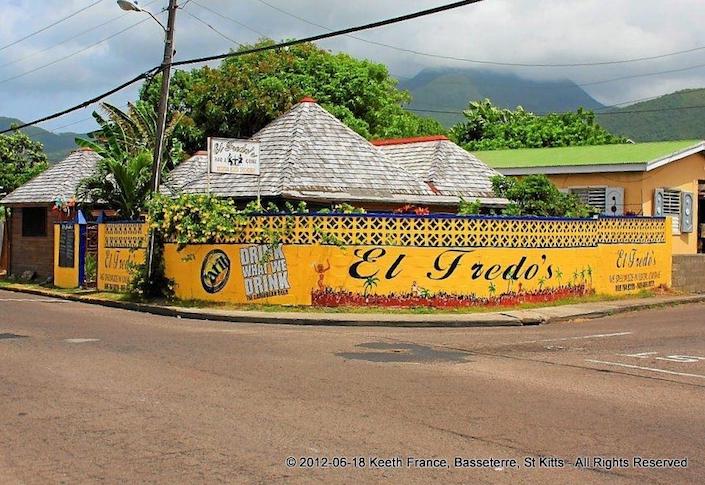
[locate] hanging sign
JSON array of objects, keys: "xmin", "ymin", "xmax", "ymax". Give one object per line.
[{"xmin": 208, "ymin": 137, "xmax": 260, "ymax": 175}]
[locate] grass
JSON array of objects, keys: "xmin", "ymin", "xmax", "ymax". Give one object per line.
[{"xmin": 0, "ymin": 280, "xmax": 665, "ymax": 315}]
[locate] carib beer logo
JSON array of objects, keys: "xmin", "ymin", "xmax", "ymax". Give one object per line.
[{"xmin": 200, "ymin": 250, "xmax": 231, "ymax": 294}]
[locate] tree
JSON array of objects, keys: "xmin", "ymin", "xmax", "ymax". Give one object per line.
[
  {"xmin": 139, "ymin": 40, "xmax": 445, "ymax": 154},
  {"xmin": 450, "ymin": 99, "xmax": 627, "ymax": 151},
  {"xmin": 491, "ymin": 174, "xmax": 597, "ymax": 218},
  {"xmin": 0, "ymin": 131, "xmax": 48, "ymax": 195},
  {"xmin": 76, "ymin": 102, "xmax": 184, "ymax": 168},
  {"xmin": 78, "ymin": 150, "xmax": 156, "ymax": 220}
]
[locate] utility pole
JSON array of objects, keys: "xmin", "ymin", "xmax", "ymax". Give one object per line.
[{"xmin": 146, "ymin": 0, "xmax": 178, "ymax": 282}]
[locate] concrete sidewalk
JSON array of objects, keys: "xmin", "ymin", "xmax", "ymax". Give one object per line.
[{"xmin": 1, "ymin": 284, "xmax": 704, "ymax": 327}]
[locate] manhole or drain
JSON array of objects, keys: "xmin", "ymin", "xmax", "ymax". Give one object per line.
[{"xmin": 0, "ymin": 333, "xmax": 28, "ymax": 340}]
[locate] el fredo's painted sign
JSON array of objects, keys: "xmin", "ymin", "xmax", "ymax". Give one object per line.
[
  {"xmin": 164, "ymin": 239, "xmax": 671, "ymax": 307},
  {"xmin": 208, "ymin": 137, "xmax": 260, "ymax": 175}
]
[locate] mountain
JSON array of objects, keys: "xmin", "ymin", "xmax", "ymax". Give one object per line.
[
  {"xmin": 596, "ymin": 88, "xmax": 705, "ymax": 142},
  {"xmin": 0, "ymin": 116, "xmax": 84, "ymax": 162},
  {"xmin": 399, "ymin": 68, "xmax": 605, "ymax": 126}
]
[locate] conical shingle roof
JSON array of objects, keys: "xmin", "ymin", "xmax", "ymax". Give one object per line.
[
  {"xmin": 374, "ymin": 136, "xmax": 502, "ymax": 200},
  {"xmin": 168, "ymin": 99, "xmax": 434, "ymax": 201},
  {"xmin": 1, "ymin": 148, "xmax": 102, "ymax": 205}
]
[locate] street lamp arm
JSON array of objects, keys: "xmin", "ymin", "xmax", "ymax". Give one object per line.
[
  {"xmin": 144, "ymin": 9, "xmax": 167, "ymax": 31},
  {"xmin": 116, "ymin": 1, "xmax": 166, "ymax": 31}
]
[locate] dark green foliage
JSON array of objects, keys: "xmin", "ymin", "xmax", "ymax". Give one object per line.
[
  {"xmin": 127, "ymin": 233, "xmax": 174, "ymax": 300},
  {"xmin": 457, "ymin": 198, "xmax": 482, "ymax": 215},
  {"xmin": 0, "ymin": 131, "xmax": 48, "ymax": 194},
  {"xmin": 450, "ymin": 99, "xmax": 627, "ymax": 151},
  {"xmin": 75, "ymin": 102, "xmax": 184, "ymax": 168},
  {"xmin": 139, "ymin": 40, "xmax": 446, "ymax": 154},
  {"xmin": 78, "ymin": 150, "xmax": 156, "ymax": 220},
  {"xmin": 597, "ymin": 88, "xmax": 705, "ymax": 142},
  {"xmin": 491, "ymin": 174, "xmax": 597, "ymax": 218},
  {"xmin": 0, "ymin": 116, "xmax": 82, "ymax": 162}
]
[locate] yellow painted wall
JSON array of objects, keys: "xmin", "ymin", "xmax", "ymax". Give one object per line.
[
  {"xmin": 164, "ymin": 221, "xmax": 671, "ymax": 307},
  {"xmin": 97, "ymin": 223, "xmax": 147, "ymax": 292},
  {"xmin": 53, "ymin": 224, "xmax": 80, "ymax": 288},
  {"xmin": 548, "ymin": 152, "xmax": 705, "ymax": 254}
]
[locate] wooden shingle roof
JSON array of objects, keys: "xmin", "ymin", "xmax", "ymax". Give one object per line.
[
  {"xmin": 373, "ymin": 136, "xmax": 503, "ymax": 201},
  {"xmin": 1, "ymin": 148, "xmax": 101, "ymax": 205},
  {"xmin": 165, "ymin": 99, "xmax": 436, "ymax": 203}
]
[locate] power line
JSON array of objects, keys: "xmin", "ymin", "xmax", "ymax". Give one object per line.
[
  {"xmin": 189, "ymin": 0, "xmax": 268, "ymax": 37},
  {"xmin": 409, "ymin": 102, "xmax": 705, "ymax": 117},
  {"xmin": 0, "ymin": 0, "xmax": 105, "ymax": 53},
  {"xmin": 247, "ymin": 0, "xmax": 705, "ymax": 89},
  {"xmin": 0, "ymin": 67, "xmax": 159, "ymax": 134},
  {"xmin": 0, "ymin": 17, "xmax": 152, "ymax": 86},
  {"xmin": 171, "ymin": 0, "xmax": 486, "ymax": 68},
  {"xmin": 0, "ymin": 1, "xmax": 494, "ymax": 134},
  {"xmin": 0, "ymin": 0, "xmax": 161, "ymax": 71},
  {"xmin": 180, "ymin": 8, "xmax": 244, "ymax": 46},
  {"xmin": 249, "ymin": 0, "xmax": 705, "ymax": 69}
]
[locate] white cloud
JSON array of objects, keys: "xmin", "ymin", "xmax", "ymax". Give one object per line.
[{"xmin": 2, "ymin": 0, "xmax": 705, "ymax": 132}]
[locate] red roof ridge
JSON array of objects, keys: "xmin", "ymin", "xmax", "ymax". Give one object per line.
[
  {"xmin": 372, "ymin": 135, "xmax": 449, "ymax": 146},
  {"xmin": 299, "ymin": 96, "xmax": 318, "ymax": 103},
  {"xmin": 194, "ymin": 150, "xmax": 208, "ymax": 156}
]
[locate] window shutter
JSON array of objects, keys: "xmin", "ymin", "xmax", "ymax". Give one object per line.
[
  {"xmin": 604, "ymin": 187, "xmax": 624, "ymax": 216},
  {"xmin": 653, "ymin": 188, "xmax": 664, "ymax": 216},
  {"xmin": 569, "ymin": 187, "xmax": 607, "ymax": 213},
  {"xmin": 660, "ymin": 189, "xmax": 682, "ymax": 235},
  {"xmin": 681, "ymin": 191, "xmax": 694, "ymax": 233}
]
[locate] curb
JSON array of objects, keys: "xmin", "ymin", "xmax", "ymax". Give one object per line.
[{"xmin": 1, "ymin": 285, "xmax": 704, "ymax": 328}]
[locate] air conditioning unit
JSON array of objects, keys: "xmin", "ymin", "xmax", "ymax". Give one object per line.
[{"xmin": 569, "ymin": 186, "xmax": 624, "ymax": 216}]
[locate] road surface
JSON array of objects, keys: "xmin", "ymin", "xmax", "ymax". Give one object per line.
[{"xmin": 1, "ymin": 289, "xmax": 704, "ymax": 484}]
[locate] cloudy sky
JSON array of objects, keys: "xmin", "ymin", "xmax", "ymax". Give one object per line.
[{"xmin": 1, "ymin": 0, "xmax": 705, "ymax": 133}]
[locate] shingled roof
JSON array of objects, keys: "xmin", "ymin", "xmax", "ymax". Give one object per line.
[
  {"xmin": 373, "ymin": 135, "xmax": 503, "ymax": 201},
  {"xmin": 1, "ymin": 148, "xmax": 101, "ymax": 205},
  {"xmin": 165, "ymin": 98, "xmax": 442, "ymax": 204}
]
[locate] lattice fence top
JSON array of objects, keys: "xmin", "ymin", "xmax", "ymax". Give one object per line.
[
  {"xmin": 103, "ymin": 223, "xmax": 148, "ymax": 249},
  {"xmin": 109, "ymin": 215, "xmax": 666, "ymax": 249},
  {"xmin": 222, "ymin": 215, "xmax": 666, "ymax": 248}
]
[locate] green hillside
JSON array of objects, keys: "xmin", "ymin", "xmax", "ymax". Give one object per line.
[
  {"xmin": 0, "ymin": 117, "xmax": 84, "ymax": 162},
  {"xmin": 596, "ymin": 88, "xmax": 705, "ymax": 142},
  {"xmin": 400, "ymin": 68, "xmax": 605, "ymax": 126}
]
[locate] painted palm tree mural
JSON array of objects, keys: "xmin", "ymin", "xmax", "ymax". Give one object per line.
[{"xmin": 363, "ymin": 276, "xmax": 380, "ymax": 296}]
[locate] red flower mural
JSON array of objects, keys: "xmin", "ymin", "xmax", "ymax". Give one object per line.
[{"xmin": 312, "ymin": 285, "xmax": 593, "ymax": 309}]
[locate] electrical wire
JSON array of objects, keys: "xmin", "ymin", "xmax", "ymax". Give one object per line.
[
  {"xmin": 0, "ymin": 66, "xmax": 160, "ymax": 134},
  {"xmin": 0, "ymin": 0, "xmax": 161, "ymax": 71},
  {"xmin": 180, "ymin": 8, "xmax": 244, "ymax": 46},
  {"xmin": 189, "ymin": 0, "xmax": 268, "ymax": 37},
  {"xmin": 171, "ymin": 0, "xmax": 486, "ymax": 68},
  {"xmin": 249, "ymin": 0, "xmax": 705, "ymax": 69},
  {"xmin": 0, "ymin": 0, "xmax": 486, "ymax": 134},
  {"xmin": 0, "ymin": 18, "xmax": 152, "ymax": 86},
  {"xmin": 247, "ymin": 0, "xmax": 705, "ymax": 90},
  {"xmin": 408, "ymin": 102, "xmax": 705, "ymax": 117},
  {"xmin": 0, "ymin": 0, "xmax": 105, "ymax": 53}
]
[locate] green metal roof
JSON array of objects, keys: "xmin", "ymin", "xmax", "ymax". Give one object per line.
[{"xmin": 472, "ymin": 140, "xmax": 704, "ymax": 169}]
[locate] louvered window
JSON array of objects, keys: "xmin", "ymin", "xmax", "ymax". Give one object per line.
[
  {"xmin": 569, "ymin": 187, "xmax": 607, "ymax": 212},
  {"xmin": 662, "ymin": 189, "xmax": 681, "ymax": 234}
]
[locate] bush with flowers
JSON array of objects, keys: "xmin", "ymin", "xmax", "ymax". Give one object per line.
[{"xmin": 148, "ymin": 194, "xmax": 252, "ymax": 249}]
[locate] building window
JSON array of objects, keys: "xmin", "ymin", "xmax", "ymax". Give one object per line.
[
  {"xmin": 662, "ymin": 189, "xmax": 682, "ymax": 234},
  {"xmin": 21, "ymin": 207, "xmax": 47, "ymax": 237},
  {"xmin": 568, "ymin": 187, "xmax": 624, "ymax": 216}
]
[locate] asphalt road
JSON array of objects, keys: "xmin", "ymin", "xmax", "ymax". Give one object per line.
[{"xmin": 1, "ymin": 289, "xmax": 704, "ymax": 484}]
